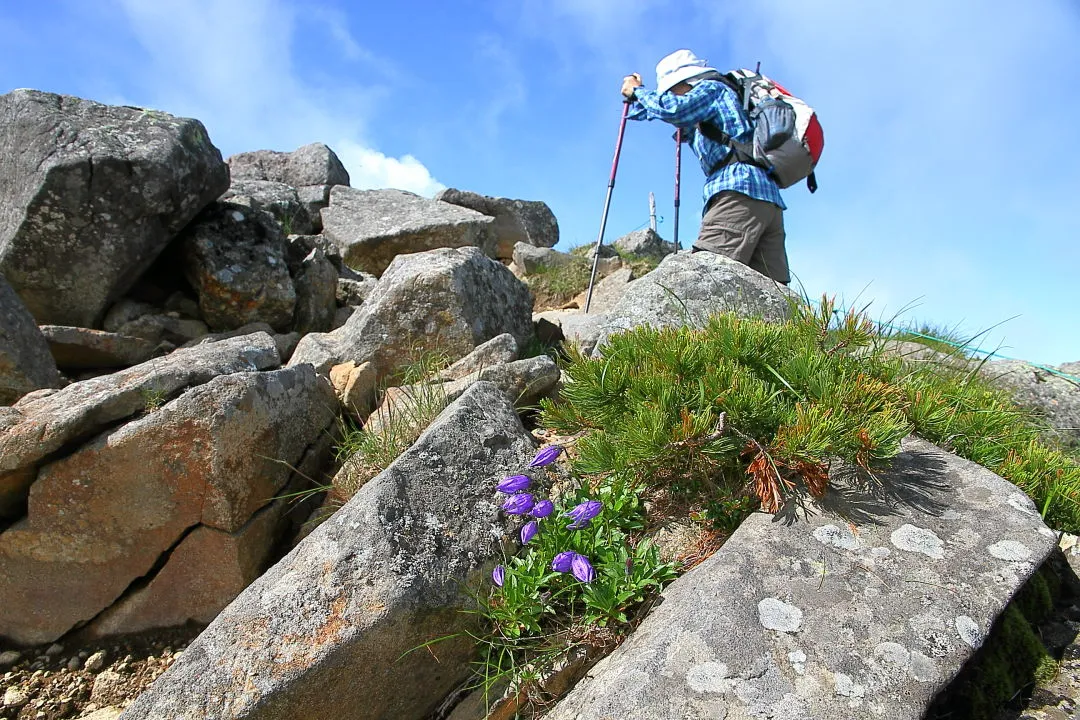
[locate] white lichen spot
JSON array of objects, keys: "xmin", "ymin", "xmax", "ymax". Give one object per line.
[
  {"xmin": 909, "ymin": 651, "xmax": 938, "ymax": 682},
  {"xmin": 870, "ymin": 547, "xmax": 892, "ymax": 558},
  {"xmin": 988, "ymin": 540, "xmax": 1033, "ymax": 562},
  {"xmin": 955, "ymin": 615, "xmax": 983, "ymax": 649},
  {"xmin": 686, "ymin": 661, "xmax": 730, "ymax": 693},
  {"xmin": 788, "ymin": 650, "xmax": 807, "ymax": 675},
  {"xmin": 230, "ymin": 210, "xmax": 246, "ymax": 222},
  {"xmin": 1007, "ymin": 494, "xmax": 1037, "ymax": 515},
  {"xmin": 834, "ymin": 672, "xmax": 865, "ymax": 698},
  {"xmin": 941, "ymin": 509, "xmax": 961, "ymax": 520},
  {"xmin": 813, "ymin": 524, "xmax": 859, "ymax": 550},
  {"xmin": 757, "ymin": 598, "xmax": 803, "ymax": 632},
  {"xmin": 873, "ymin": 642, "xmax": 910, "ymax": 666},
  {"xmin": 890, "ymin": 524, "xmax": 945, "ymax": 559},
  {"xmin": 1037, "ymin": 526, "xmax": 1058, "ymax": 539}
]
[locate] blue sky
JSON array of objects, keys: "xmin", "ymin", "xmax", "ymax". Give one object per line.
[{"xmin": 2, "ymin": 0, "xmax": 1078, "ymax": 364}]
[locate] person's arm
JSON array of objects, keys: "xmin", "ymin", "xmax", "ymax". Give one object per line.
[{"xmin": 630, "ymin": 81, "xmax": 722, "ymax": 127}]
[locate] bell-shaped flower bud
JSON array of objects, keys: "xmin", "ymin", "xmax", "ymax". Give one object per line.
[
  {"xmin": 497, "ymin": 474, "xmax": 531, "ymax": 493},
  {"xmin": 528, "ymin": 445, "xmax": 563, "ymax": 468},
  {"xmin": 502, "ymin": 493, "xmax": 535, "ymax": 516},
  {"xmin": 571, "ymin": 554, "xmax": 596, "ymax": 583},
  {"xmin": 520, "ymin": 520, "xmax": 539, "ymax": 545}
]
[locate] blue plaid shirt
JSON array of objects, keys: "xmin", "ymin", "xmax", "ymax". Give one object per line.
[{"xmin": 629, "ymin": 79, "xmax": 786, "ymax": 211}]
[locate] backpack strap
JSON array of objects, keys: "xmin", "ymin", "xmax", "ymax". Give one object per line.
[{"xmin": 698, "ymin": 120, "xmax": 761, "ymax": 176}]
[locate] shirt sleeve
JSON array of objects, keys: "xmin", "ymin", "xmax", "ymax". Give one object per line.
[{"xmin": 629, "ymin": 81, "xmax": 723, "ymax": 127}]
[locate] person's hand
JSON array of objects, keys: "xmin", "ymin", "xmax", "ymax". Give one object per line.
[{"xmin": 621, "ymin": 73, "xmax": 643, "ymax": 99}]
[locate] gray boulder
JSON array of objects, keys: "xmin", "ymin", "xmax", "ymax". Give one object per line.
[
  {"xmin": 1, "ymin": 273, "xmax": 61, "ymax": 405},
  {"xmin": 366, "ymin": 355, "xmax": 559, "ymax": 436},
  {"xmin": 289, "ymin": 247, "xmax": 534, "ymax": 377},
  {"xmin": 546, "ymin": 437, "xmax": 1058, "ymax": 720},
  {"xmin": 284, "ymin": 233, "xmax": 344, "ymax": 274},
  {"xmin": 335, "ymin": 276, "xmax": 377, "ymax": 307},
  {"xmin": 436, "ymin": 332, "xmax": 518, "ymax": 382},
  {"xmin": 226, "ymin": 143, "xmax": 350, "ymax": 233},
  {"xmin": 435, "ymin": 188, "xmax": 559, "ymax": 260},
  {"xmin": 182, "ymin": 202, "xmax": 296, "ymax": 332},
  {"xmin": 0, "ymin": 90, "xmax": 229, "ymax": 327},
  {"xmin": 39, "ymin": 326, "xmax": 157, "ymax": 370},
  {"xmin": 602, "ymin": 251, "xmax": 795, "ymax": 338},
  {"xmin": 534, "ymin": 310, "xmax": 608, "ymax": 357},
  {"xmin": 0, "ymin": 364, "xmax": 336, "ymax": 645},
  {"xmin": 291, "ymin": 247, "xmax": 337, "ymax": 334},
  {"xmin": 321, "ymin": 187, "xmax": 497, "ymax": 276},
  {"xmin": 227, "ymin": 142, "xmax": 350, "ymax": 188},
  {"xmin": 0, "ymin": 333, "xmax": 280, "ymax": 518},
  {"xmin": 114, "ymin": 313, "xmax": 208, "ymax": 346},
  {"xmin": 571, "ymin": 267, "xmax": 633, "ymax": 313},
  {"xmin": 102, "ymin": 299, "xmax": 158, "ymax": 333},
  {"xmin": 222, "ymin": 178, "xmax": 313, "ymax": 235},
  {"xmin": 612, "ymin": 228, "xmax": 675, "ymax": 261},
  {"xmin": 119, "ymin": 381, "xmax": 536, "ymax": 720},
  {"xmin": 511, "ymin": 242, "xmax": 575, "ymax": 275},
  {"xmin": 982, "ymin": 359, "xmax": 1080, "ymax": 447},
  {"xmin": 297, "ymin": 185, "xmax": 332, "ymax": 232}
]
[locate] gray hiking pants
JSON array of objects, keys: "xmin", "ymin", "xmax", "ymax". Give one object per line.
[{"xmin": 693, "ymin": 191, "xmax": 790, "ymax": 284}]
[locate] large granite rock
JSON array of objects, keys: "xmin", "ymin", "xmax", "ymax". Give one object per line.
[
  {"xmin": 291, "ymin": 247, "xmax": 337, "ymax": 334},
  {"xmin": 0, "ymin": 333, "xmax": 280, "ymax": 518},
  {"xmin": 436, "ymin": 332, "xmax": 518, "ymax": 382},
  {"xmin": 0, "ymin": 273, "xmax": 61, "ymax": 405},
  {"xmin": 435, "ymin": 188, "xmax": 559, "ymax": 260},
  {"xmin": 511, "ymin": 242, "xmax": 575, "ymax": 275},
  {"xmin": 321, "ymin": 187, "xmax": 497, "ymax": 276},
  {"xmin": 546, "ymin": 437, "xmax": 1059, "ymax": 720},
  {"xmin": 601, "ymin": 251, "xmax": 795, "ymax": 339},
  {"xmin": 0, "ymin": 364, "xmax": 336, "ymax": 645},
  {"xmin": 0, "ymin": 90, "xmax": 229, "ymax": 327},
  {"xmin": 222, "ymin": 178, "xmax": 314, "ymax": 235},
  {"xmin": 227, "ymin": 143, "xmax": 350, "ymax": 188},
  {"xmin": 983, "ymin": 360, "xmax": 1080, "ymax": 447},
  {"xmin": 289, "ymin": 246, "xmax": 534, "ymax": 377},
  {"xmin": 38, "ymin": 326, "xmax": 157, "ymax": 370},
  {"xmin": 120, "ymin": 381, "xmax": 536, "ymax": 720},
  {"xmin": 533, "ymin": 309, "xmax": 608, "ymax": 357},
  {"xmin": 571, "ymin": 266, "xmax": 633, "ymax": 314},
  {"xmin": 181, "ymin": 202, "xmax": 296, "ymax": 332},
  {"xmin": 366, "ymin": 355, "xmax": 560, "ymax": 436},
  {"xmin": 85, "ymin": 494, "xmax": 290, "ymax": 637},
  {"xmin": 612, "ymin": 228, "xmax": 675, "ymax": 261}
]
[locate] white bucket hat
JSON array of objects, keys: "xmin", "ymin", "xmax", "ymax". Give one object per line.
[{"xmin": 655, "ymin": 49, "xmax": 719, "ymax": 94}]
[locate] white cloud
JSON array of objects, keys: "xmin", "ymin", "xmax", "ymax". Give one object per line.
[
  {"xmin": 336, "ymin": 141, "xmax": 445, "ymax": 197},
  {"xmin": 112, "ymin": 0, "xmax": 443, "ymax": 194}
]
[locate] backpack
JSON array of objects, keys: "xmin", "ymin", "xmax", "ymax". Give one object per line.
[{"xmin": 699, "ymin": 69, "xmax": 824, "ymax": 193}]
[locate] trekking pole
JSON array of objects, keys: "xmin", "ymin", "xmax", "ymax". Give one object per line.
[
  {"xmin": 584, "ymin": 100, "xmax": 631, "ymax": 313},
  {"xmin": 672, "ymin": 128, "xmax": 682, "ymax": 253}
]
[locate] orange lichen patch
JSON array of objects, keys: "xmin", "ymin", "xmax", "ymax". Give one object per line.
[{"xmin": 270, "ymin": 593, "xmax": 354, "ymax": 678}]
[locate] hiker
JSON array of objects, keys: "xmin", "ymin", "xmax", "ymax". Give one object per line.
[{"xmin": 621, "ymin": 49, "xmax": 790, "ymax": 285}]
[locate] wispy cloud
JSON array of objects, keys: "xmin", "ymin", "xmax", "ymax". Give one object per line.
[{"xmin": 112, "ymin": 0, "xmax": 443, "ymax": 195}]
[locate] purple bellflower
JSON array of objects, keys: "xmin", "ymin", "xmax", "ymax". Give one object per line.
[
  {"xmin": 520, "ymin": 520, "xmax": 539, "ymax": 545},
  {"xmin": 496, "ymin": 474, "xmax": 531, "ymax": 493},
  {"xmin": 551, "ymin": 551, "xmax": 577, "ymax": 573},
  {"xmin": 528, "ymin": 445, "xmax": 563, "ymax": 468},
  {"xmin": 492, "ymin": 565, "xmax": 505, "ymax": 587},
  {"xmin": 530, "ymin": 499, "xmax": 554, "ymax": 518},
  {"xmin": 571, "ymin": 554, "xmax": 596, "ymax": 583},
  {"xmin": 502, "ymin": 493, "xmax": 535, "ymax": 516},
  {"xmin": 565, "ymin": 500, "xmax": 603, "ymax": 529}
]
